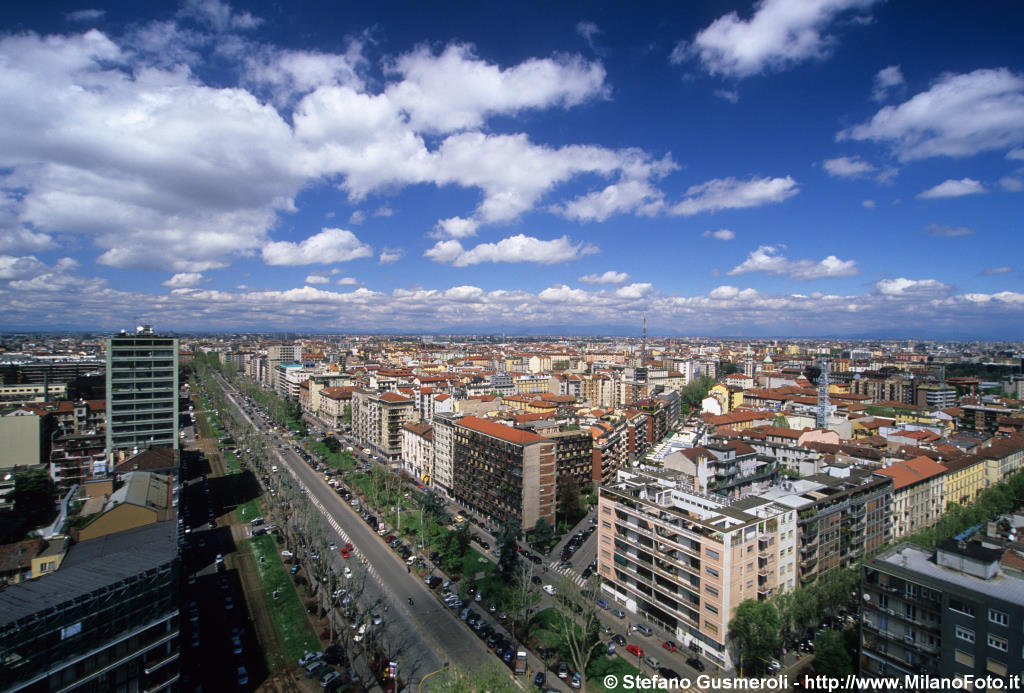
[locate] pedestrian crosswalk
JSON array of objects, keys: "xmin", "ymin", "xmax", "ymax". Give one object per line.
[{"xmin": 548, "ymin": 561, "xmax": 587, "ymax": 588}]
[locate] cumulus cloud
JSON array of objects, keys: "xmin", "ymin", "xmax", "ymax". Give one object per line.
[
  {"xmin": 304, "ymin": 274, "xmax": 331, "ymax": 284},
  {"xmin": 424, "ymin": 234, "xmax": 597, "ymax": 267},
  {"xmin": 433, "ymin": 217, "xmax": 480, "ymax": 239},
  {"xmin": 728, "ymin": 245, "xmax": 858, "ymax": 279},
  {"xmin": 262, "ymin": 228, "xmax": 373, "ymax": 265},
  {"xmin": 0, "ymin": 228, "xmax": 56, "ymax": 254},
  {"xmin": 579, "ymin": 270, "xmax": 631, "ymax": 285},
  {"xmin": 823, "ymin": 155, "xmax": 875, "ymax": 178},
  {"xmin": 384, "ymin": 43, "xmax": 608, "ymax": 134},
  {"xmin": 669, "ymin": 176, "xmax": 799, "ymax": 216},
  {"xmin": 927, "ymin": 223, "xmax": 975, "ymax": 237},
  {"xmin": 872, "ymin": 65, "xmax": 904, "ymax": 101},
  {"xmin": 680, "ymin": 0, "xmax": 879, "ymax": 78},
  {"xmin": 162, "ymin": 272, "xmax": 205, "ymax": 288},
  {"xmin": 179, "ymin": 0, "xmax": 262, "ymax": 32},
  {"xmin": 839, "ymin": 68, "xmax": 1024, "ymax": 160},
  {"xmin": 554, "ymin": 178, "xmax": 666, "ymax": 222},
  {"xmin": 874, "ymin": 277, "xmax": 951, "ymax": 297},
  {"xmin": 861, "ymin": 199, "xmax": 876, "ymax": 208},
  {"xmin": 917, "ymin": 178, "xmax": 987, "ymax": 199},
  {"xmin": 336, "ymin": 276, "xmax": 360, "ymax": 285},
  {"xmin": 378, "ymin": 248, "xmax": 403, "ymax": 265},
  {"xmin": 1000, "ymin": 176, "xmax": 1024, "ymax": 192},
  {"xmin": 703, "ymin": 229, "xmax": 736, "ymax": 240}
]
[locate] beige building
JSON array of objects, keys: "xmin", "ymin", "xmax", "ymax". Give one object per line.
[
  {"xmin": 0, "ymin": 383, "xmax": 67, "ymax": 404},
  {"xmin": 598, "ymin": 468, "xmax": 797, "ymax": 670},
  {"xmin": 74, "ymin": 471, "xmax": 175, "ymax": 542},
  {"xmin": 352, "ymin": 389, "xmax": 415, "ymax": 461},
  {"xmin": 0, "ymin": 408, "xmax": 44, "ymax": 468},
  {"xmin": 401, "ymin": 421, "xmax": 434, "ymax": 483},
  {"xmin": 876, "ymin": 456, "xmax": 947, "ymax": 539}
]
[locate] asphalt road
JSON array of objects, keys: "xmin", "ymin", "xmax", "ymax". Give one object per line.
[{"xmin": 215, "ymin": 376, "xmax": 531, "ymax": 690}]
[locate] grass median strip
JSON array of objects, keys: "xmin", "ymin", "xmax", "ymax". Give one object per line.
[{"xmin": 248, "ymin": 534, "xmax": 320, "ymax": 663}]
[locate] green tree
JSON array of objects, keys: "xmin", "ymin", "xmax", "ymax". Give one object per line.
[
  {"xmin": 722, "ymin": 361, "xmax": 739, "ymax": 376},
  {"xmin": 680, "ymin": 375, "xmax": 716, "ymax": 411},
  {"xmin": 420, "ymin": 490, "xmax": 445, "ymax": 523},
  {"xmin": 532, "ymin": 517, "xmax": 554, "ymax": 548},
  {"xmin": 497, "ymin": 520, "xmax": 521, "ymax": 580},
  {"xmin": 323, "ymin": 436, "xmax": 341, "ymax": 453},
  {"xmin": 429, "ymin": 662, "xmax": 518, "ymax": 692},
  {"xmin": 772, "ymin": 414, "xmax": 790, "ymax": 428},
  {"xmin": 12, "ymin": 468, "xmax": 57, "ymax": 527},
  {"xmin": 557, "ymin": 477, "xmax": 584, "ymax": 527},
  {"xmin": 814, "ymin": 630, "xmax": 852, "ymax": 677},
  {"xmin": 342, "ymin": 404, "xmax": 352, "ymax": 425},
  {"xmin": 728, "ymin": 600, "xmax": 781, "ymax": 675}
]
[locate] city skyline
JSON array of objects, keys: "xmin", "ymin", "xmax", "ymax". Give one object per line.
[{"xmin": 0, "ymin": 1, "xmax": 1022, "ymax": 337}]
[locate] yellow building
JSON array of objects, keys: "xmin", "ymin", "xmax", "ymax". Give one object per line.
[
  {"xmin": 75, "ymin": 472, "xmax": 174, "ymax": 542},
  {"xmin": 941, "ymin": 455, "xmax": 986, "ymax": 507}
]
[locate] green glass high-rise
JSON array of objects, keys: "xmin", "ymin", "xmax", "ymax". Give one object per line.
[{"xmin": 105, "ymin": 326, "xmax": 179, "ymax": 457}]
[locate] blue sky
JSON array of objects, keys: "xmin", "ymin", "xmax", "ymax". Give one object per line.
[{"xmin": 0, "ymin": 0, "xmax": 1022, "ymax": 337}]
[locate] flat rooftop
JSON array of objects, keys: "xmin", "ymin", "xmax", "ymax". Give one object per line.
[{"xmin": 875, "ymin": 542, "xmax": 1024, "ymax": 606}]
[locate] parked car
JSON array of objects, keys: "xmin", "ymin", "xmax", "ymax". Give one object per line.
[
  {"xmin": 543, "ymin": 584, "xmax": 556, "ymax": 595},
  {"xmin": 635, "ymin": 624, "xmax": 653, "ymax": 636},
  {"xmin": 626, "ymin": 644, "xmax": 644, "ymax": 657},
  {"xmin": 686, "ymin": 657, "xmax": 705, "ymax": 672},
  {"xmin": 662, "ymin": 640, "xmax": 678, "ymax": 653}
]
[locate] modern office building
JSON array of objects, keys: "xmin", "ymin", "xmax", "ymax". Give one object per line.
[
  {"xmin": 597, "ymin": 468, "xmax": 797, "ymax": 671},
  {"xmin": 451, "ymin": 416, "xmax": 556, "ymax": 529},
  {"xmin": 0, "ymin": 521, "xmax": 179, "ymax": 692},
  {"xmin": 105, "ymin": 326, "xmax": 179, "ymax": 459},
  {"xmin": 860, "ymin": 539, "xmax": 1024, "ymax": 682}
]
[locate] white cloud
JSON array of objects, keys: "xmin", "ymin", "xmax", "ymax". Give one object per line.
[
  {"xmin": 839, "ymin": 68, "xmax": 1024, "ymax": 160},
  {"xmin": 1008, "ymin": 148, "xmax": 1024, "ymax": 161},
  {"xmin": 384, "ymin": 43, "xmax": 608, "ymax": 134},
  {"xmin": 162, "ymin": 272, "xmax": 205, "ymax": 287},
  {"xmin": 669, "ymin": 176, "xmax": 799, "ymax": 216},
  {"xmin": 262, "ymin": 228, "xmax": 373, "ymax": 266},
  {"xmin": 874, "ymin": 277, "xmax": 951, "ymax": 297},
  {"xmin": 682, "ymin": 0, "xmax": 879, "ymax": 77},
  {"xmin": 538, "ymin": 284, "xmax": 591, "ymax": 304},
  {"xmin": 348, "ymin": 210, "xmax": 366, "ymax": 225},
  {"xmin": 615, "ymin": 283, "xmax": 654, "ymax": 300},
  {"xmin": 378, "ymin": 248, "xmax": 403, "ymax": 265},
  {"xmin": 0, "ymin": 228, "xmax": 56, "ymax": 253},
  {"xmin": 823, "ymin": 155, "xmax": 875, "ymax": 178},
  {"xmin": 335, "ymin": 276, "xmax": 360, "ymax": 285},
  {"xmin": 980, "ymin": 266, "xmax": 1011, "ymax": 276},
  {"xmin": 872, "ymin": 65, "xmax": 904, "ymax": 101},
  {"xmin": 433, "ymin": 217, "xmax": 480, "ymax": 239},
  {"xmin": 374, "ymin": 205, "xmax": 394, "ymax": 217},
  {"xmin": 179, "ymin": 0, "xmax": 262, "ymax": 32},
  {"xmin": 917, "ymin": 178, "xmax": 987, "ymax": 199},
  {"xmin": 243, "ymin": 44, "xmax": 364, "ymax": 105},
  {"xmin": 579, "ymin": 270, "xmax": 631, "ymax": 285},
  {"xmin": 304, "ymin": 274, "xmax": 331, "ymax": 284},
  {"xmin": 728, "ymin": 245, "xmax": 858, "ymax": 279},
  {"xmin": 554, "ymin": 179, "xmax": 665, "ymax": 222},
  {"xmin": 66, "ymin": 9, "xmax": 105, "ymax": 22},
  {"xmin": 1000, "ymin": 176, "xmax": 1024, "ymax": 192},
  {"xmin": 703, "ymin": 229, "xmax": 736, "ymax": 241},
  {"xmin": 714, "ymin": 89, "xmax": 740, "ymax": 104},
  {"xmin": 576, "ymin": 21, "xmax": 603, "ymax": 53},
  {"xmin": 959, "ymin": 291, "xmax": 1024, "ymax": 305},
  {"xmin": 0, "ymin": 254, "xmax": 48, "ymax": 281},
  {"xmin": 927, "ymin": 223, "xmax": 975, "ymax": 237},
  {"xmin": 861, "ymin": 199, "xmax": 876, "ymax": 208},
  {"xmin": 424, "ymin": 234, "xmax": 597, "ymax": 267}
]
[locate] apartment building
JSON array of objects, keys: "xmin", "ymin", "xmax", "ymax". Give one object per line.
[
  {"xmin": 0, "ymin": 521, "xmax": 179, "ymax": 693},
  {"xmin": 877, "ymin": 456, "xmax": 947, "ymax": 539},
  {"xmin": 977, "ymin": 435, "xmax": 1024, "ymax": 487},
  {"xmin": 105, "ymin": 326, "xmax": 179, "ymax": 458},
  {"xmin": 941, "ymin": 454, "xmax": 987, "ymax": 507},
  {"xmin": 352, "ymin": 389, "xmax": 415, "ymax": 462},
  {"xmin": 275, "ymin": 362, "xmax": 316, "ymax": 401},
  {"xmin": 597, "ymin": 468, "xmax": 797, "ymax": 671},
  {"xmin": 319, "ymin": 386, "xmax": 354, "ymax": 430},
  {"xmin": 450, "ymin": 416, "xmax": 555, "ymax": 529},
  {"xmin": 860, "ymin": 540, "xmax": 1024, "ymax": 682},
  {"xmin": 50, "ymin": 431, "xmax": 106, "ymax": 491},
  {"xmin": 759, "ymin": 468, "xmax": 892, "ymax": 585},
  {"xmin": 401, "ymin": 421, "xmax": 434, "ymax": 483},
  {"xmin": 432, "ymin": 412, "xmax": 462, "ymax": 496},
  {"xmin": 589, "ymin": 418, "xmax": 629, "ymax": 485}
]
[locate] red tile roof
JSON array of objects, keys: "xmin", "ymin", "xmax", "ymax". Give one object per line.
[
  {"xmin": 459, "ymin": 416, "xmax": 545, "ymax": 444},
  {"xmin": 877, "ymin": 455, "xmax": 947, "ymax": 490}
]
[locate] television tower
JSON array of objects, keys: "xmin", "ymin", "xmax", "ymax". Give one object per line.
[{"xmin": 816, "ymin": 357, "xmax": 831, "ymax": 429}]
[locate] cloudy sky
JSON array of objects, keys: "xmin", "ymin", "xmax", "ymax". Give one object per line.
[{"xmin": 1, "ymin": 0, "xmax": 1022, "ymax": 337}]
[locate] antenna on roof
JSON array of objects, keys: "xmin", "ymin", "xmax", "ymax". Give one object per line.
[{"xmin": 641, "ymin": 311, "xmax": 647, "ymax": 366}]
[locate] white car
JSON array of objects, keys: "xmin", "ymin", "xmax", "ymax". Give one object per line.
[
  {"xmin": 353, "ymin": 623, "xmax": 368, "ymax": 642},
  {"xmin": 543, "ymin": 584, "xmax": 556, "ymax": 595},
  {"xmin": 344, "ymin": 567, "xmax": 352, "ymax": 579}
]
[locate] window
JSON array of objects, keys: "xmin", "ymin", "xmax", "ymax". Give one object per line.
[
  {"xmin": 705, "ymin": 585, "xmax": 719, "ymax": 596},
  {"xmin": 706, "ymin": 604, "xmax": 719, "ymax": 615},
  {"xmin": 704, "ymin": 621, "xmax": 718, "ymax": 634},
  {"xmin": 602, "ymin": 521, "xmax": 612, "ymax": 529},
  {"xmin": 989, "ymin": 609, "xmax": 1008, "ymax": 627},
  {"xmin": 705, "ymin": 548, "xmax": 719, "ymax": 560},
  {"xmin": 987, "ymin": 635, "xmax": 1008, "ymax": 652},
  {"xmin": 955, "ymin": 625, "xmax": 975, "ymax": 643},
  {"xmin": 705, "ymin": 567, "xmax": 719, "ymax": 578},
  {"xmin": 954, "ymin": 650, "xmax": 974, "ymax": 668},
  {"xmin": 949, "ymin": 599, "xmax": 976, "ymax": 617}
]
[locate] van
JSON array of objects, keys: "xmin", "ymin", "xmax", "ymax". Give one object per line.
[
  {"xmin": 515, "ymin": 651, "xmax": 527, "ymax": 675},
  {"xmin": 635, "ymin": 624, "xmax": 653, "ymax": 637}
]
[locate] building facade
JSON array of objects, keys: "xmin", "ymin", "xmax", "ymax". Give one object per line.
[{"xmin": 105, "ymin": 326, "xmax": 179, "ymax": 458}]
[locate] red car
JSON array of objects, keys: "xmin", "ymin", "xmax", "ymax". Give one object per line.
[
  {"xmin": 341, "ymin": 549, "xmax": 350, "ymax": 558},
  {"xmin": 626, "ymin": 645, "xmax": 644, "ymax": 658},
  {"xmin": 344, "ymin": 542, "xmax": 353, "ymax": 552},
  {"xmin": 662, "ymin": 641, "xmax": 678, "ymax": 653}
]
